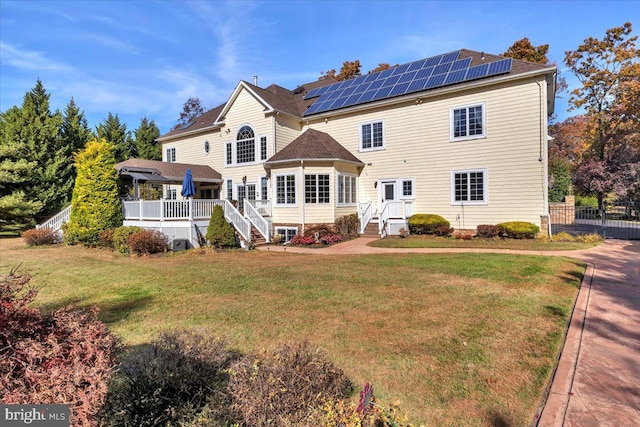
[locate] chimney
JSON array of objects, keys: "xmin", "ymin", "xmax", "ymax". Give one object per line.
[{"xmin": 254, "ymin": 75, "xmax": 258, "ymax": 86}]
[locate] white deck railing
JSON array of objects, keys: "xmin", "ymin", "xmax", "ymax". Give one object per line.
[
  {"xmin": 378, "ymin": 201, "xmax": 413, "ymax": 237},
  {"xmin": 244, "ymin": 199, "xmax": 270, "ymax": 242},
  {"xmin": 246, "ymin": 199, "xmax": 271, "ymax": 217},
  {"xmin": 37, "ymin": 205, "xmax": 72, "ymax": 231},
  {"xmin": 122, "ymin": 199, "xmax": 252, "ymax": 242},
  {"xmin": 358, "ymin": 201, "xmax": 373, "ymax": 234}
]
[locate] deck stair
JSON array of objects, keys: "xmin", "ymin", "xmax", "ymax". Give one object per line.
[
  {"xmin": 361, "ymin": 217, "xmax": 380, "ymax": 237},
  {"xmin": 250, "ymin": 225, "xmax": 267, "ymax": 246}
]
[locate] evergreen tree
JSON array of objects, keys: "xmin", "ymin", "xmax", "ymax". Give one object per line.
[
  {"xmin": 64, "ymin": 139, "xmax": 122, "ymax": 246},
  {"xmin": 0, "ymin": 106, "xmax": 42, "ymax": 233},
  {"xmin": 133, "ymin": 117, "xmax": 161, "ymax": 160},
  {"xmin": 206, "ymin": 205, "xmax": 237, "ymax": 248},
  {"xmin": 96, "ymin": 113, "xmax": 135, "ymax": 162}
]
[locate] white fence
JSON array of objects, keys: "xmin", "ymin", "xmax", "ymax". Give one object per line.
[{"xmin": 37, "ymin": 205, "xmax": 71, "ymax": 231}]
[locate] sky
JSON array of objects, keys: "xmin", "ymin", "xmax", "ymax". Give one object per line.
[{"xmin": 0, "ymin": 0, "xmax": 637, "ymax": 135}]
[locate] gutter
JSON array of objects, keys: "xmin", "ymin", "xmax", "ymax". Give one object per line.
[
  {"xmin": 157, "ymin": 123, "xmax": 223, "ymax": 142},
  {"xmin": 264, "ymin": 158, "xmax": 365, "ymax": 169}
]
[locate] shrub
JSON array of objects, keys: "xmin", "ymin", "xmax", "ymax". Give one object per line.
[
  {"xmin": 552, "ymin": 231, "xmax": 576, "ymax": 242},
  {"xmin": 271, "ymin": 233, "xmax": 284, "ymax": 245},
  {"xmin": 64, "ymin": 140, "xmax": 122, "ymax": 246},
  {"xmin": 128, "ymin": 230, "xmax": 167, "ymax": 255},
  {"xmin": 21, "ymin": 228, "xmax": 60, "ymax": 246},
  {"xmin": 1, "ymin": 269, "xmax": 120, "ymax": 427},
  {"xmin": 289, "ymin": 234, "xmax": 317, "ymax": 246},
  {"xmin": 100, "ymin": 330, "xmax": 236, "ymax": 427},
  {"xmin": 304, "ymin": 223, "xmax": 334, "ymax": 238},
  {"xmin": 112, "ymin": 226, "xmax": 142, "ymax": 253},
  {"xmin": 575, "ymin": 195, "xmax": 598, "ymax": 206},
  {"xmin": 435, "ymin": 225, "xmax": 454, "ymax": 237},
  {"xmin": 408, "ymin": 214, "xmax": 450, "ymax": 235},
  {"xmin": 206, "ymin": 205, "xmax": 237, "ymax": 249},
  {"xmin": 575, "ymin": 233, "xmax": 604, "ymax": 244},
  {"xmin": 228, "ymin": 342, "xmax": 353, "ymax": 426},
  {"xmin": 455, "ymin": 232, "xmax": 473, "ymax": 240},
  {"xmin": 334, "ymin": 213, "xmax": 360, "ymax": 238},
  {"xmin": 496, "ymin": 221, "xmax": 540, "ymax": 239},
  {"xmin": 99, "ymin": 228, "xmax": 115, "ymax": 248},
  {"xmin": 476, "ymin": 224, "xmax": 500, "ymax": 238}
]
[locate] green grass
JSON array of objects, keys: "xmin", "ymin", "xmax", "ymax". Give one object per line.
[
  {"xmin": 370, "ymin": 234, "xmax": 601, "ymax": 250},
  {"xmin": 0, "ymin": 238, "xmax": 584, "ymax": 426}
]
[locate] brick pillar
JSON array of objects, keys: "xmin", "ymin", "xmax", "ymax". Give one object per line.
[
  {"xmin": 565, "ymin": 195, "xmax": 575, "ymax": 225},
  {"xmin": 540, "ymin": 215, "xmax": 549, "ymax": 237}
]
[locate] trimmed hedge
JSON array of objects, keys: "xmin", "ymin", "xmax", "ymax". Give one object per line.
[
  {"xmin": 21, "ymin": 228, "xmax": 60, "ymax": 246},
  {"xmin": 496, "ymin": 221, "xmax": 540, "ymax": 239},
  {"xmin": 476, "ymin": 224, "xmax": 500, "ymax": 238},
  {"xmin": 128, "ymin": 230, "xmax": 167, "ymax": 255},
  {"xmin": 408, "ymin": 214, "xmax": 451, "ymax": 235}
]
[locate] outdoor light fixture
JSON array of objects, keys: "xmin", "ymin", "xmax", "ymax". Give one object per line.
[{"xmin": 242, "ymin": 176, "xmax": 247, "ymax": 184}]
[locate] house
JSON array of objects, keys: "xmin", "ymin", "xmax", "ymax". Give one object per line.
[{"xmin": 139, "ymin": 49, "xmax": 556, "ymax": 246}]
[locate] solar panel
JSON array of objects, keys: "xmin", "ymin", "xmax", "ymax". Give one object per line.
[
  {"xmin": 415, "ymin": 66, "xmax": 434, "ymax": 80},
  {"xmin": 488, "ymin": 58, "xmax": 512, "ymax": 75},
  {"xmin": 303, "ymin": 50, "xmax": 513, "ymax": 116},
  {"xmin": 465, "ymin": 63, "xmax": 489, "ymax": 80},
  {"xmin": 391, "ymin": 63, "xmax": 411, "ymax": 75},
  {"xmin": 372, "ymin": 86, "xmax": 393, "ymax": 100},
  {"xmin": 433, "ymin": 62, "xmax": 453, "ymax": 76},
  {"xmin": 444, "ymin": 69, "xmax": 467, "ymax": 85},
  {"xmin": 440, "ymin": 51, "xmax": 461, "ymax": 64},
  {"xmin": 451, "ymin": 57, "xmax": 472, "ymax": 71},
  {"xmin": 398, "ymin": 70, "xmax": 417, "ymax": 84},
  {"xmin": 389, "ymin": 82, "xmax": 410, "ymax": 97}
]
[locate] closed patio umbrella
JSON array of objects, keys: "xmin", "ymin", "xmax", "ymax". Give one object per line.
[{"xmin": 181, "ymin": 169, "xmax": 196, "ymax": 198}]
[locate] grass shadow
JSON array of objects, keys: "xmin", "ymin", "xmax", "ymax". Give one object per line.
[{"xmin": 37, "ymin": 295, "xmax": 154, "ymax": 325}]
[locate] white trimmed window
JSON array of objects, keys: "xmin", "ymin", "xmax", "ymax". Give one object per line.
[
  {"xmin": 226, "ymin": 179, "xmax": 233, "ymax": 200},
  {"xmin": 305, "ymin": 174, "xmax": 330, "ymax": 204},
  {"xmin": 225, "ymin": 142, "xmax": 232, "ymax": 165},
  {"xmin": 450, "ymin": 103, "xmax": 485, "ymax": 141},
  {"xmin": 166, "ymin": 147, "xmax": 176, "ymax": 163},
  {"xmin": 451, "ymin": 169, "xmax": 487, "ymax": 205},
  {"xmin": 260, "ymin": 136, "xmax": 268, "ymax": 161},
  {"xmin": 260, "ymin": 176, "xmax": 268, "ymax": 201},
  {"xmin": 360, "ymin": 120, "xmax": 384, "ymax": 151},
  {"xmin": 275, "ymin": 174, "xmax": 296, "ymax": 205},
  {"xmin": 338, "ymin": 174, "xmax": 357, "ymax": 205},
  {"xmin": 401, "ymin": 178, "xmax": 415, "ymax": 199},
  {"xmin": 166, "ymin": 188, "xmax": 177, "ymax": 199},
  {"xmin": 236, "ymin": 126, "xmax": 255, "ymax": 164},
  {"xmin": 275, "ymin": 227, "xmax": 298, "ymax": 243}
]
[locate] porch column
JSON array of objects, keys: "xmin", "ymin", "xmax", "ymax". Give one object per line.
[
  {"xmin": 139, "ymin": 199, "xmax": 143, "ymax": 221},
  {"xmin": 188, "ymin": 198, "xmax": 193, "ymax": 221}
]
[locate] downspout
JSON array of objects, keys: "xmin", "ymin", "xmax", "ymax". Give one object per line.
[
  {"xmin": 300, "ymin": 160, "xmax": 305, "ymax": 233},
  {"xmin": 536, "ymin": 79, "xmax": 551, "ymax": 237}
]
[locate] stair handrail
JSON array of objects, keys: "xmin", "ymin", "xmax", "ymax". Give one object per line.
[
  {"xmin": 378, "ymin": 202, "xmax": 390, "ymax": 237},
  {"xmin": 244, "ymin": 199, "xmax": 270, "ymax": 242},
  {"xmin": 222, "ymin": 199, "xmax": 251, "ymax": 242},
  {"xmin": 358, "ymin": 201, "xmax": 373, "ymax": 234},
  {"xmin": 36, "ymin": 205, "xmax": 72, "ymax": 231}
]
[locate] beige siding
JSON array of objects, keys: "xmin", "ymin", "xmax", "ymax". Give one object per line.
[
  {"xmin": 275, "ymin": 115, "xmax": 303, "ymax": 154},
  {"xmin": 307, "ymin": 77, "xmax": 548, "ymax": 228}
]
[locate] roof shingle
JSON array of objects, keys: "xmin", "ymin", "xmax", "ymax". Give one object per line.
[{"xmin": 266, "ymin": 129, "xmax": 363, "ymax": 165}]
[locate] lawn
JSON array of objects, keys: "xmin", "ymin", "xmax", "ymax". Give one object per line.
[
  {"xmin": 369, "ymin": 234, "xmax": 601, "ymax": 250},
  {"xmin": 0, "ymin": 238, "xmax": 584, "ymax": 426}
]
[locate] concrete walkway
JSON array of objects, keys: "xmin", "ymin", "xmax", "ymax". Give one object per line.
[{"xmin": 259, "ymin": 238, "xmax": 640, "ymax": 426}]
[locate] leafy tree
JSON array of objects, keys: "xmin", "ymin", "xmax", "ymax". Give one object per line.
[
  {"xmin": 503, "ymin": 37, "xmax": 568, "ymax": 95},
  {"xmin": 548, "ymin": 158, "xmax": 572, "ymax": 202},
  {"xmin": 565, "ymin": 22, "xmax": 640, "ymax": 205},
  {"xmin": 96, "ymin": 113, "xmax": 135, "ymax": 162},
  {"xmin": 133, "ymin": 117, "xmax": 161, "ymax": 160},
  {"xmin": 0, "ymin": 106, "xmax": 42, "ymax": 233},
  {"xmin": 206, "ymin": 205, "xmax": 237, "ymax": 249},
  {"xmin": 368, "ymin": 63, "xmax": 398, "ymax": 74},
  {"xmin": 178, "ymin": 97, "xmax": 204, "ymax": 126},
  {"xmin": 57, "ymin": 98, "xmax": 93, "ymax": 209},
  {"xmin": 549, "ymin": 115, "xmax": 589, "ymax": 166},
  {"xmin": 321, "ymin": 60, "xmax": 362, "ymax": 81},
  {"xmin": 64, "ymin": 139, "xmax": 122, "ymax": 246},
  {"xmin": 503, "ymin": 37, "xmax": 549, "ymax": 63}
]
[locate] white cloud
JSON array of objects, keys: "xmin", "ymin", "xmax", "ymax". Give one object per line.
[
  {"xmin": 0, "ymin": 41, "xmax": 73, "ymax": 71},
  {"xmin": 84, "ymin": 34, "xmax": 139, "ymax": 55}
]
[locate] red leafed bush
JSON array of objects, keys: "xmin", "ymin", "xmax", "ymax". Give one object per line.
[
  {"xmin": 476, "ymin": 224, "xmax": 500, "ymax": 238},
  {"xmin": 0, "ymin": 269, "xmax": 120, "ymax": 427},
  {"xmin": 455, "ymin": 232, "xmax": 473, "ymax": 240},
  {"xmin": 289, "ymin": 233, "xmax": 342, "ymax": 246},
  {"xmin": 127, "ymin": 229, "xmax": 168, "ymax": 255},
  {"xmin": 21, "ymin": 228, "xmax": 60, "ymax": 246}
]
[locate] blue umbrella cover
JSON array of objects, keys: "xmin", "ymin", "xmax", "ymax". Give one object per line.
[{"xmin": 181, "ymin": 169, "xmax": 196, "ymax": 197}]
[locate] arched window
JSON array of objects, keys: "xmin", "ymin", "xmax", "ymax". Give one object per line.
[{"xmin": 236, "ymin": 125, "xmax": 255, "ymax": 164}]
